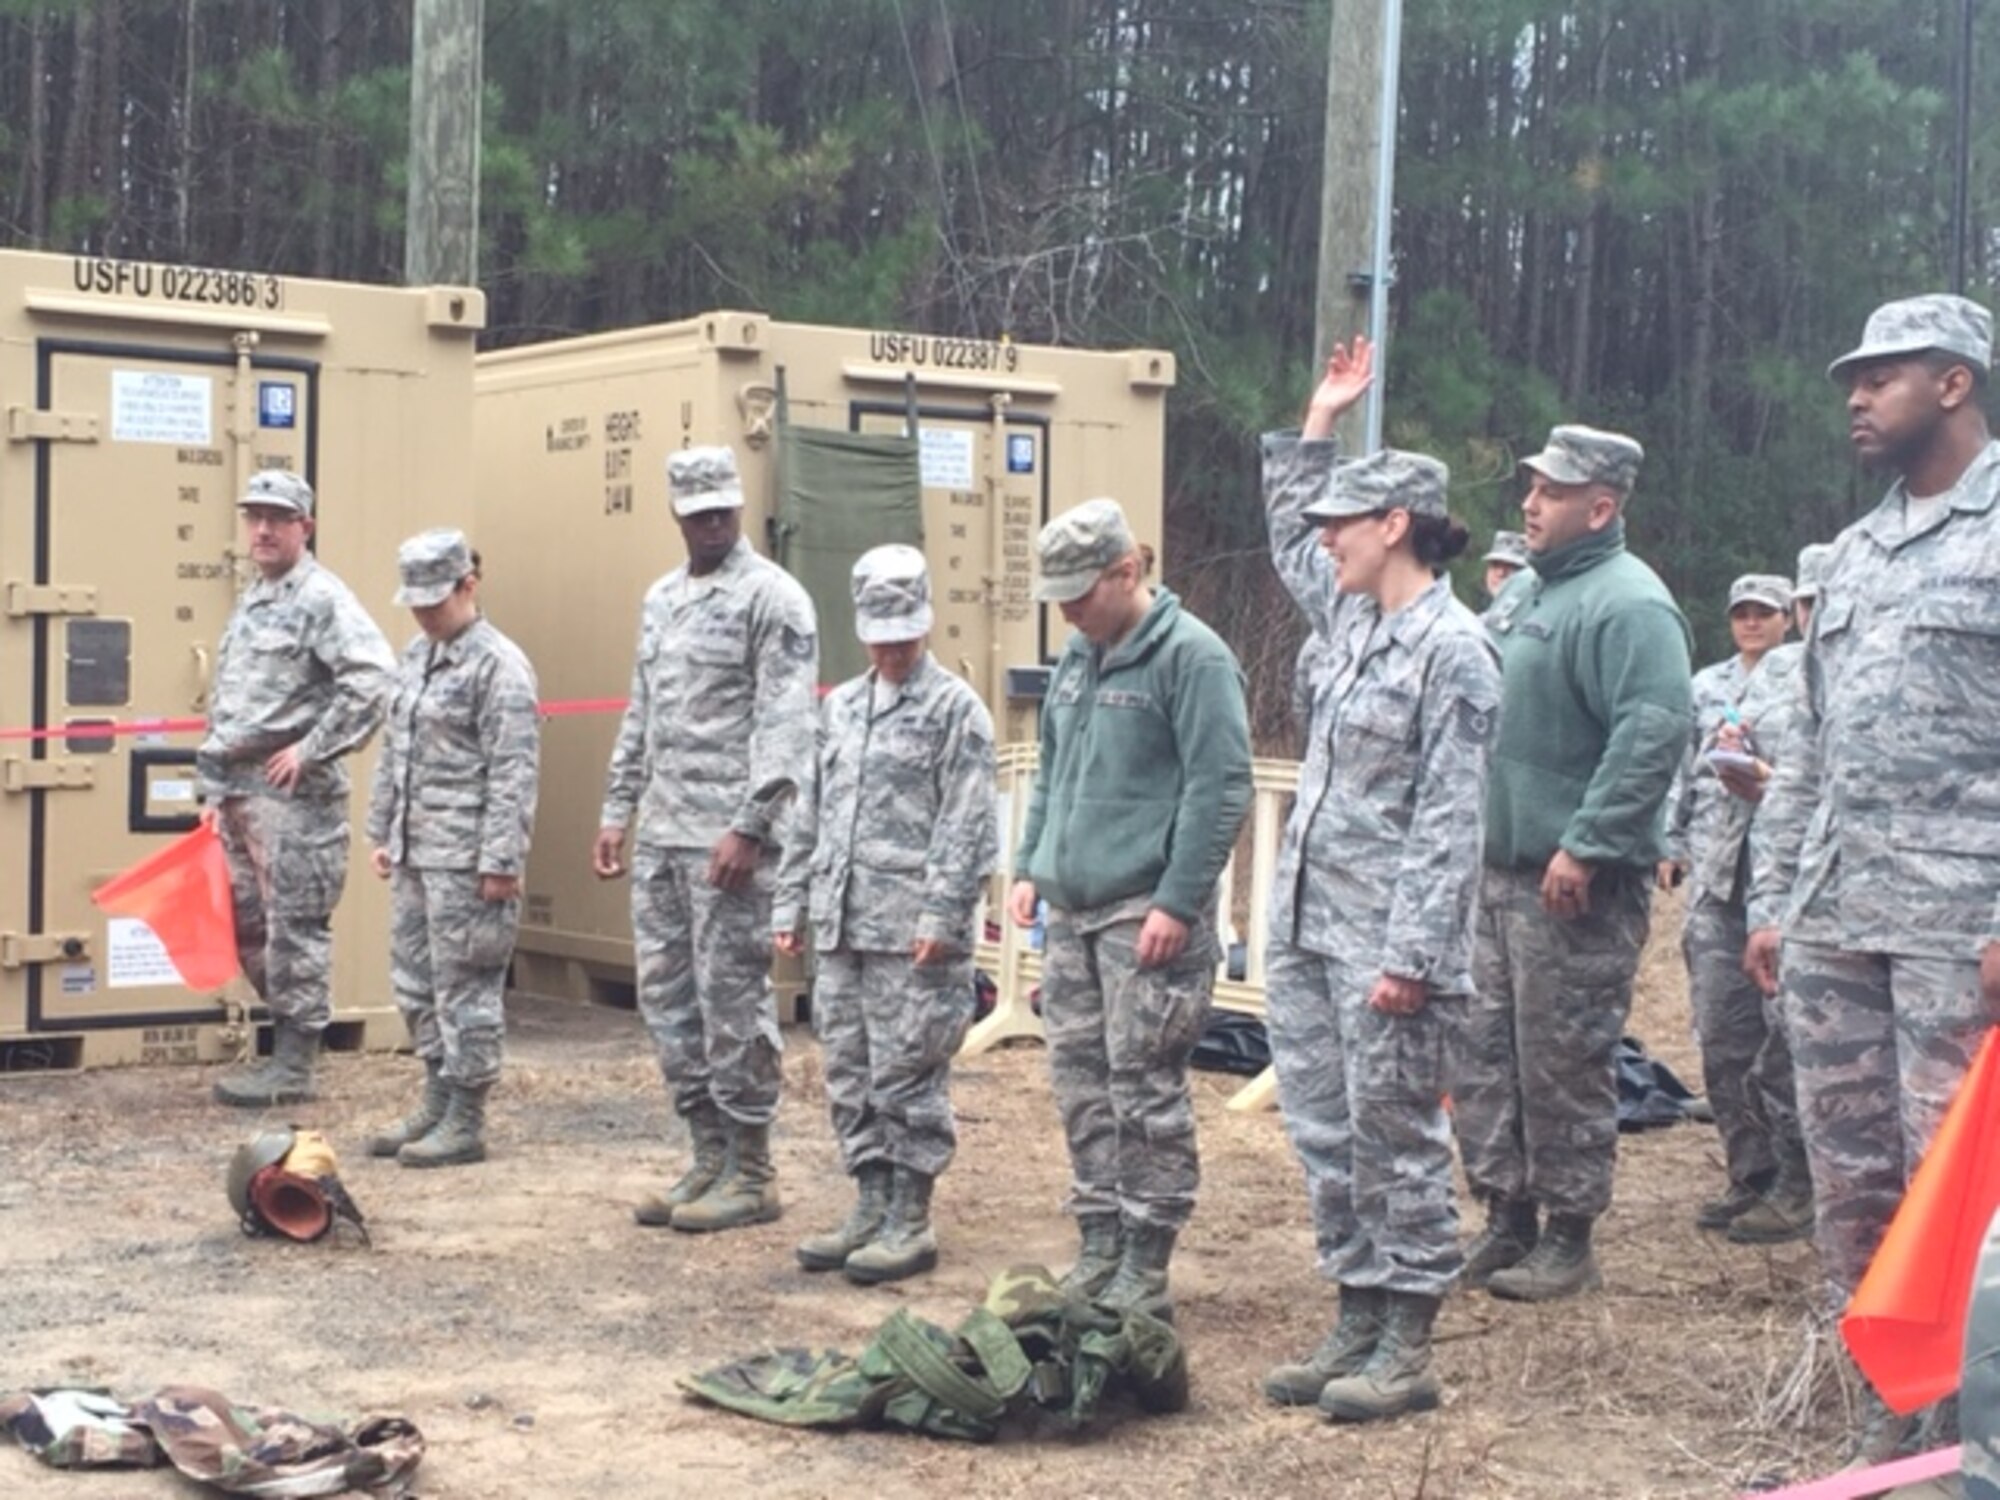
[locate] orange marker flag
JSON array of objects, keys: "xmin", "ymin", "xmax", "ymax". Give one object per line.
[
  {"xmin": 1841, "ymin": 1026, "xmax": 2000, "ymax": 1414},
  {"xmin": 91, "ymin": 823, "xmax": 241, "ymax": 991}
]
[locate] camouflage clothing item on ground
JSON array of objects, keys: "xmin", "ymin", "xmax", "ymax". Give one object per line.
[
  {"xmin": 681, "ymin": 1263, "xmax": 1187, "ymax": 1440},
  {"xmin": 0, "ymin": 1384, "xmax": 423, "ymax": 1495}
]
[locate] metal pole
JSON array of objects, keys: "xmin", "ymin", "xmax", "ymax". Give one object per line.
[
  {"xmin": 1952, "ymin": 0, "xmax": 1974, "ymax": 294},
  {"xmin": 1363, "ymin": 0, "xmax": 1404, "ymax": 453}
]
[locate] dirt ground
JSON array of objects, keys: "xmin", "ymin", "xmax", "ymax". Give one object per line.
[{"xmin": 1, "ymin": 891, "xmax": 1860, "ymax": 1499}]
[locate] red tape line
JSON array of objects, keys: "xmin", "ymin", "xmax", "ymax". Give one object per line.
[{"xmin": 0, "ymin": 698, "xmax": 631, "ymax": 743}]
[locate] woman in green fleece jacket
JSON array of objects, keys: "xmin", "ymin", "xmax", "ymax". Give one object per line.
[{"xmin": 1007, "ymin": 497, "xmax": 1253, "ymax": 1322}]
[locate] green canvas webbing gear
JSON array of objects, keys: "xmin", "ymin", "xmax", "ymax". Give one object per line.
[{"xmin": 680, "ymin": 1264, "xmax": 1187, "ymax": 1441}]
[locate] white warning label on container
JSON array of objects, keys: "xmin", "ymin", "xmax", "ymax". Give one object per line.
[
  {"xmin": 106, "ymin": 916, "xmax": 185, "ymax": 988},
  {"xmin": 920, "ymin": 427, "xmax": 976, "ymax": 491},
  {"xmin": 111, "ymin": 370, "xmax": 213, "ymax": 445}
]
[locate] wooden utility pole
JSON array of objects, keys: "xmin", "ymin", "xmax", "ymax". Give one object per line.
[
  {"xmin": 1313, "ymin": 0, "xmax": 1386, "ymax": 452},
  {"xmin": 405, "ymin": 0, "xmax": 483, "ymax": 287}
]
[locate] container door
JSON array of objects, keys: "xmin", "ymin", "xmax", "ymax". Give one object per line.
[
  {"xmin": 850, "ymin": 402, "xmax": 1051, "ymax": 712},
  {"xmin": 26, "ymin": 347, "xmax": 315, "ymax": 1036}
]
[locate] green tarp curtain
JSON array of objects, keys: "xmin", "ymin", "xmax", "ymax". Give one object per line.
[{"xmin": 772, "ymin": 424, "xmax": 924, "ymax": 687}]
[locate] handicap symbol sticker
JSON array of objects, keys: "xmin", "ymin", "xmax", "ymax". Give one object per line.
[
  {"xmin": 258, "ymin": 381, "xmax": 296, "ymax": 429},
  {"xmin": 1006, "ymin": 434, "xmax": 1036, "ymax": 474}
]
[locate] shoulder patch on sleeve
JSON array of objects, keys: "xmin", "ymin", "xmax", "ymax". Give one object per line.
[
  {"xmin": 782, "ymin": 625, "xmax": 816, "ymax": 662},
  {"xmin": 1454, "ymin": 698, "xmax": 1497, "ymax": 746}
]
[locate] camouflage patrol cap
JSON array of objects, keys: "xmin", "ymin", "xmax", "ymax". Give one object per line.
[
  {"xmin": 1299, "ymin": 449, "xmax": 1451, "ymax": 523},
  {"xmin": 1033, "ymin": 498, "xmax": 1137, "ymax": 603},
  {"xmin": 1828, "ymin": 293, "xmax": 1993, "ymax": 382},
  {"xmin": 1483, "ymin": 529, "xmax": 1532, "ymax": 569},
  {"xmin": 238, "ymin": 468, "xmax": 314, "ymax": 518},
  {"xmin": 851, "ymin": 543, "xmax": 934, "ymax": 644},
  {"xmin": 1794, "ymin": 543, "xmax": 1832, "ymax": 602},
  {"xmin": 1728, "ymin": 573, "xmax": 1792, "ymax": 613},
  {"xmin": 667, "ymin": 445, "xmax": 745, "ymax": 517},
  {"xmin": 1521, "ymin": 425, "xmax": 1645, "ymax": 497},
  {"xmin": 393, "ymin": 528, "xmax": 473, "ymax": 607}
]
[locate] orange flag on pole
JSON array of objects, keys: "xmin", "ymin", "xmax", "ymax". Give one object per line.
[
  {"xmin": 91, "ymin": 823, "xmax": 241, "ymax": 991},
  {"xmin": 1840, "ymin": 1026, "xmax": 2000, "ymax": 1414}
]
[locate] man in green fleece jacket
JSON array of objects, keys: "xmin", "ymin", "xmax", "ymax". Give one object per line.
[
  {"xmin": 1454, "ymin": 426, "xmax": 1693, "ymax": 1303},
  {"xmin": 1008, "ymin": 498, "xmax": 1253, "ymax": 1320}
]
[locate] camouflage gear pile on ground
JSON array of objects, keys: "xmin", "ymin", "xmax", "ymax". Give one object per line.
[
  {"xmin": 1749, "ymin": 427, "xmax": 2000, "ymax": 1302},
  {"xmin": 603, "ymin": 532, "xmax": 817, "ymax": 1132},
  {"xmin": 1664, "ymin": 638, "xmax": 1810, "ymax": 1219},
  {"xmin": 680, "ymin": 1265, "xmax": 1186, "ymax": 1440},
  {"xmin": 0, "ymin": 1385, "xmax": 422, "ymax": 1495},
  {"xmin": 367, "ymin": 609, "xmax": 540, "ymax": 1092},
  {"xmin": 199, "ymin": 548, "xmax": 394, "ymax": 1039},
  {"xmin": 1260, "ymin": 432, "xmax": 1500, "ymax": 1305}
]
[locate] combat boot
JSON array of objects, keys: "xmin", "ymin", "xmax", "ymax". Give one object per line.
[
  {"xmin": 398, "ymin": 1083, "xmax": 490, "ymax": 1168},
  {"xmin": 795, "ymin": 1162, "xmax": 892, "ymax": 1271},
  {"xmin": 1059, "ymin": 1213, "xmax": 1124, "ymax": 1300},
  {"xmin": 213, "ymin": 1022, "xmax": 319, "ymax": 1108},
  {"xmin": 634, "ymin": 1103, "xmax": 730, "ymax": 1226},
  {"xmin": 843, "ymin": 1167, "xmax": 938, "ymax": 1284},
  {"xmin": 1461, "ymin": 1197, "xmax": 1539, "ymax": 1288},
  {"xmin": 1263, "ymin": 1285, "xmax": 1385, "ymax": 1406},
  {"xmin": 367, "ymin": 1059, "xmax": 450, "ymax": 1157},
  {"xmin": 671, "ymin": 1122, "xmax": 782, "ymax": 1233},
  {"xmin": 1487, "ymin": 1212, "xmax": 1602, "ymax": 1302},
  {"xmin": 1695, "ymin": 1179, "xmax": 1767, "ymax": 1232},
  {"xmin": 1726, "ymin": 1175, "xmax": 1814, "ymax": 1246},
  {"xmin": 1098, "ymin": 1220, "xmax": 1177, "ymax": 1321},
  {"xmin": 1841, "ymin": 1384, "xmax": 1918, "ymax": 1470},
  {"xmin": 1318, "ymin": 1291, "xmax": 1442, "ymax": 1422}
]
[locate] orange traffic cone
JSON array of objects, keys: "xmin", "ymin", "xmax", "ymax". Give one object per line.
[
  {"xmin": 92, "ymin": 823, "xmax": 241, "ymax": 990},
  {"xmin": 1840, "ymin": 1026, "xmax": 2000, "ymax": 1414}
]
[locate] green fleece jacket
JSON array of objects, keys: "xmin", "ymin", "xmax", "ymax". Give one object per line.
[
  {"xmin": 1483, "ymin": 520, "xmax": 1692, "ymax": 872},
  {"xmin": 1016, "ymin": 587, "xmax": 1253, "ymax": 921}
]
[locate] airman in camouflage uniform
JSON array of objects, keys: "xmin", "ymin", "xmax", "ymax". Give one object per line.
[
  {"xmin": 1660, "ymin": 573, "xmax": 1811, "ymax": 1241},
  {"xmin": 596, "ymin": 446, "xmax": 818, "ymax": 1234},
  {"xmin": 199, "ymin": 469, "xmax": 394, "ymax": 1108},
  {"xmin": 1457, "ymin": 424, "xmax": 1693, "ymax": 1302},
  {"xmin": 776, "ymin": 546, "xmax": 997, "ymax": 1284},
  {"xmin": 1257, "ymin": 340, "xmax": 1502, "ymax": 1423},
  {"xmin": 364, "ymin": 530, "xmax": 540, "ymax": 1168},
  {"xmin": 1792, "ymin": 543, "xmax": 1831, "ymax": 637},
  {"xmin": 1482, "ymin": 529, "xmax": 1531, "ymax": 604},
  {"xmin": 1009, "ymin": 498, "xmax": 1253, "ymax": 1322},
  {"xmin": 1746, "ymin": 294, "xmax": 2000, "ymax": 1462}
]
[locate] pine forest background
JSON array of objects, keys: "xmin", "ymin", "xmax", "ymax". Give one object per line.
[{"xmin": 0, "ymin": 0, "xmax": 1988, "ymax": 743}]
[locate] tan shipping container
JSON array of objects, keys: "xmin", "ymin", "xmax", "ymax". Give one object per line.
[
  {"xmin": 472, "ymin": 312, "xmax": 1174, "ymax": 1007},
  {"xmin": 0, "ymin": 248, "xmax": 484, "ymax": 1071}
]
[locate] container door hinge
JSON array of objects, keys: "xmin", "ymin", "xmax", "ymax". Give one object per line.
[
  {"xmin": 0, "ymin": 932, "xmax": 92, "ymax": 968},
  {"xmin": 4, "ymin": 581, "xmax": 99, "ymax": 617},
  {"xmin": 1, "ymin": 758, "xmax": 97, "ymax": 792},
  {"xmin": 5, "ymin": 405, "xmax": 101, "ymax": 444}
]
